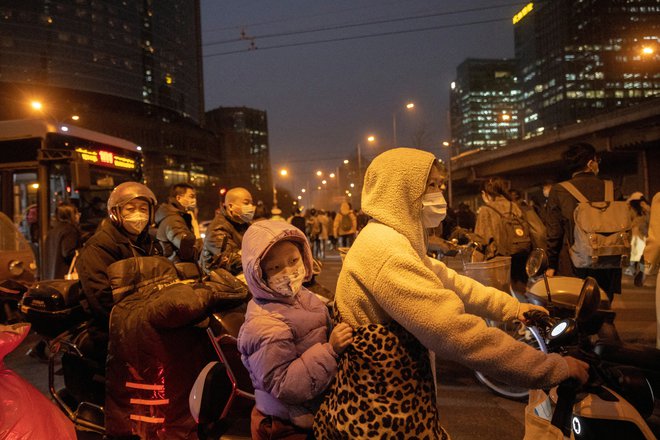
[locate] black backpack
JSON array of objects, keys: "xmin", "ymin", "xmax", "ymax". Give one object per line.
[{"xmin": 482, "ymin": 204, "xmax": 532, "ymax": 256}]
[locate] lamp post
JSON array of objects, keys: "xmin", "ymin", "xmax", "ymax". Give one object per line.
[
  {"xmin": 442, "ymin": 141, "xmax": 453, "ymax": 207},
  {"xmin": 273, "ymin": 168, "xmax": 288, "ymax": 209},
  {"xmin": 392, "ymin": 102, "xmax": 415, "ymax": 148}
]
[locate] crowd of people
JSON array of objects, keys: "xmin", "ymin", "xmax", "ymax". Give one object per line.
[{"xmin": 16, "ymin": 141, "xmax": 657, "ymax": 439}]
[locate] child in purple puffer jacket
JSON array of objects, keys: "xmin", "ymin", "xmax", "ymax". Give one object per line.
[{"xmin": 237, "ymin": 220, "xmax": 353, "ymax": 439}]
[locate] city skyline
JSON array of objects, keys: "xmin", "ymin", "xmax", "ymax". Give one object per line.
[{"xmin": 200, "ymin": 0, "xmax": 522, "ymax": 185}]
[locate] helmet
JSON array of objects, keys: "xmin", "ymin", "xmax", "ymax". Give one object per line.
[{"xmin": 107, "ymin": 181, "xmax": 157, "ymax": 226}]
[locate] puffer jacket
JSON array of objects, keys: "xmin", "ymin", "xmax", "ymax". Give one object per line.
[
  {"xmin": 44, "ymin": 220, "xmax": 81, "ymax": 280},
  {"xmin": 105, "ymin": 256, "xmax": 248, "ymax": 439},
  {"xmin": 155, "ymin": 200, "xmax": 200, "ymax": 263},
  {"xmin": 335, "ymin": 148, "xmax": 570, "ymax": 392},
  {"xmin": 237, "ymin": 221, "xmax": 337, "ymax": 428},
  {"xmin": 200, "ymin": 208, "xmax": 249, "ymax": 275}
]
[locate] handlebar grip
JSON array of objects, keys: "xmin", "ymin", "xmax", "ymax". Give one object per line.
[{"xmin": 551, "ymin": 379, "xmax": 580, "ymax": 436}]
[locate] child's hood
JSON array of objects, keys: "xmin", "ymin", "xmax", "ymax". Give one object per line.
[{"xmin": 241, "ymin": 220, "xmax": 314, "ymax": 302}]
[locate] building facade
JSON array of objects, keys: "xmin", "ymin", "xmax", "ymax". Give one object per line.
[
  {"xmin": 0, "ymin": 1, "xmax": 222, "ymax": 214},
  {"xmin": 514, "ymin": 0, "xmax": 660, "ymax": 137},
  {"xmin": 450, "ymin": 59, "xmax": 520, "ymax": 154},
  {"xmin": 205, "ymin": 107, "xmax": 273, "ymax": 206}
]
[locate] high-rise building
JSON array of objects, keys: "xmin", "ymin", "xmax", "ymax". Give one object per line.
[
  {"xmin": 205, "ymin": 107, "xmax": 273, "ymax": 205},
  {"xmin": 0, "ymin": 1, "xmax": 221, "ymax": 213},
  {"xmin": 0, "ymin": 1, "xmax": 203, "ymax": 121},
  {"xmin": 450, "ymin": 59, "xmax": 520, "ymax": 154},
  {"xmin": 514, "ymin": 0, "xmax": 659, "ymax": 137}
]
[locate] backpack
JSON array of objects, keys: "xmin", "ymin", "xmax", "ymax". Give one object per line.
[
  {"xmin": 559, "ymin": 180, "xmax": 631, "ymax": 269},
  {"xmin": 339, "ymin": 213, "xmax": 353, "ymax": 234},
  {"xmin": 482, "ymin": 204, "xmax": 532, "ymax": 256},
  {"xmin": 520, "ymin": 205, "xmax": 548, "ymax": 251}
]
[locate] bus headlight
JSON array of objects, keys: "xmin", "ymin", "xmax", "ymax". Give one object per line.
[{"xmin": 8, "ymin": 260, "xmax": 25, "ymax": 276}]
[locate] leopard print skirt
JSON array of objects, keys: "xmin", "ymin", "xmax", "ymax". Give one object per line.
[{"xmin": 314, "ymin": 317, "xmax": 449, "ymax": 439}]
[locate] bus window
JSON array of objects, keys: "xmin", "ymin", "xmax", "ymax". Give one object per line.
[{"xmin": 13, "ymin": 172, "xmax": 38, "ymax": 236}]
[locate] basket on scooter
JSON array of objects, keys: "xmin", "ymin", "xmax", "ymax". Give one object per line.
[
  {"xmin": 20, "ymin": 279, "xmax": 88, "ymax": 338},
  {"xmin": 463, "ymin": 256, "xmax": 512, "ymax": 293}
]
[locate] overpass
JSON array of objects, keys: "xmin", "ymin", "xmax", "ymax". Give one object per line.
[{"xmin": 449, "ymin": 98, "xmax": 660, "ymax": 204}]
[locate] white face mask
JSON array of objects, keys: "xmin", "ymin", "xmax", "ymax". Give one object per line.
[
  {"xmin": 238, "ymin": 203, "xmax": 255, "ymax": 223},
  {"xmin": 421, "ymin": 192, "xmax": 447, "ymax": 228},
  {"xmin": 123, "ymin": 212, "xmax": 149, "ymax": 235},
  {"xmin": 267, "ymin": 261, "xmax": 306, "ymax": 297}
]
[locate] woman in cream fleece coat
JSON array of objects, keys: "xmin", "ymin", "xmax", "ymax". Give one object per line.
[{"xmin": 314, "ymin": 148, "xmax": 588, "ymax": 439}]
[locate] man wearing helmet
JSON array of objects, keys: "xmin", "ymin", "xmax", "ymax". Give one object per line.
[
  {"xmin": 200, "ymin": 187, "xmax": 254, "ymax": 275},
  {"xmin": 76, "ymin": 182, "xmax": 162, "ymax": 358}
]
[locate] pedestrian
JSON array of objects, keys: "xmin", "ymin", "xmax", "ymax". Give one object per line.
[
  {"xmin": 76, "ymin": 182, "xmax": 162, "ymax": 362},
  {"xmin": 546, "ymin": 142, "xmax": 626, "ymax": 303},
  {"xmin": 537, "ymin": 180, "xmax": 554, "ymax": 226},
  {"xmin": 327, "ymin": 211, "xmax": 337, "ymax": 250},
  {"xmin": 333, "ymin": 202, "xmax": 357, "ymax": 247},
  {"xmin": 154, "ymin": 183, "xmax": 202, "ymax": 263},
  {"xmin": 44, "ymin": 203, "xmax": 81, "ymax": 280},
  {"xmin": 475, "ymin": 177, "xmax": 532, "ymax": 294},
  {"xmin": 313, "ymin": 148, "xmax": 588, "ymax": 439},
  {"xmin": 315, "ymin": 210, "xmax": 329, "ymax": 259},
  {"xmin": 642, "ymin": 192, "xmax": 660, "ymax": 349},
  {"xmin": 627, "ymin": 191, "xmax": 650, "ymax": 283},
  {"xmin": 289, "ymin": 207, "xmax": 306, "ymax": 233},
  {"xmin": 237, "ymin": 220, "xmax": 353, "ymax": 439},
  {"xmin": 200, "ymin": 187, "xmax": 254, "ymax": 275}
]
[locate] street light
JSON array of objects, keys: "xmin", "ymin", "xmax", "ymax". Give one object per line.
[
  {"xmin": 273, "ymin": 167, "xmax": 289, "ymax": 208},
  {"xmin": 357, "ymin": 135, "xmax": 376, "ymax": 188},
  {"xmin": 393, "ymin": 102, "xmax": 415, "ymax": 148},
  {"xmin": 442, "ymin": 141, "xmax": 453, "ymax": 207}
]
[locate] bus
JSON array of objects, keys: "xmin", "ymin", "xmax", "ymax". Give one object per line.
[{"xmin": 0, "ymin": 119, "xmax": 143, "ymax": 278}]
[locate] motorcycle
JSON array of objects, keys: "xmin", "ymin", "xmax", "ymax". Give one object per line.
[
  {"xmin": 20, "ymin": 261, "xmax": 253, "ymax": 437},
  {"xmin": 522, "ymin": 252, "xmax": 660, "ymax": 439}
]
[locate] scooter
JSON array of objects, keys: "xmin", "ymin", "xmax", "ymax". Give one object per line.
[
  {"xmin": 20, "ymin": 261, "xmax": 253, "ymax": 436},
  {"xmin": 522, "ymin": 253, "xmax": 660, "ymax": 439}
]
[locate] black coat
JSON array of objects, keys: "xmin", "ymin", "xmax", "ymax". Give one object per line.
[
  {"xmin": 44, "ymin": 220, "xmax": 80, "ymax": 280},
  {"xmin": 104, "ymin": 256, "xmax": 248, "ymax": 439},
  {"xmin": 199, "ymin": 208, "xmax": 248, "ymax": 275},
  {"xmin": 76, "ymin": 219, "xmax": 161, "ymax": 325},
  {"xmin": 155, "ymin": 201, "xmax": 199, "ymax": 262}
]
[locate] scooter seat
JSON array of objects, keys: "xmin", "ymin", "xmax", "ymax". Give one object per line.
[
  {"xmin": 594, "ymin": 341, "xmax": 660, "ymax": 372},
  {"xmin": 527, "ymin": 276, "xmax": 611, "ymax": 311}
]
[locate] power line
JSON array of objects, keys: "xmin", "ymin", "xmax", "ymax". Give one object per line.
[
  {"xmin": 203, "ymin": 0, "xmax": 404, "ymax": 34},
  {"xmin": 203, "ymin": 2, "xmax": 524, "ymax": 47},
  {"xmin": 203, "ymin": 16, "xmax": 510, "ymax": 58}
]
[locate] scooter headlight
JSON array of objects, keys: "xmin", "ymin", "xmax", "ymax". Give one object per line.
[
  {"xmin": 548, "ymin": 318, "xmax": 576, "ymax": 343},
  {"xmin": 8, "ymin": 260, "xmax": 25, "ymax": 276}
]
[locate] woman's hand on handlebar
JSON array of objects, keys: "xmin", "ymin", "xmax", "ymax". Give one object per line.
[
  {"xmin": 564, "ymin": 356, "xmax": 590, "ymax": 385},
  {"xmin": 517, "ymin": 303, "xmax": 549, "ymax": 325}
]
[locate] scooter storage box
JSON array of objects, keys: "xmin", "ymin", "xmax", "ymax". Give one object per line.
[{"xmin": 20, "ymin": 280, "xmax": 87, "ymax": 338}]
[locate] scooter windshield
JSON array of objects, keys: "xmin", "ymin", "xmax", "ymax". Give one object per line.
[{"xmin": 0, "ymin": 213, "xmax": 32, "ymax": 253}]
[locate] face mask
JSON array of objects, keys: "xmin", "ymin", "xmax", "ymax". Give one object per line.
[
  {"xmin": 179, "ymin": 197, "xmax": 196, "ymax": 211},
  {"xmin": 267, "ymin": 262, "xmax": 306, "ymax": 297},
  {"xmin": 237, "ymin": 203, "xmax": 255, "ymax": 223},
  {"xmin": 123, "ymin": 212, "xmax": 149, "ymax": 235},
  {"xmin": 421, "ymin": 192, "xmax": 447, "ymax": 228}
]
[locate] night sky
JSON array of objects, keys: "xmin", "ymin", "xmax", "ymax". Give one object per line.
[{"xmin": 200, "ymin": 0, "xmax": 524, "ymax": 187}]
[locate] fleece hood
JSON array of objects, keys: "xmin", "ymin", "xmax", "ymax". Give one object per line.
[
  {"xmin": 241, "ymin": 220, "xmax": 314, "ymax": 303},
  {"xmin": 361, "ymin": 148, "xmax": 436, "ymax": 258}
]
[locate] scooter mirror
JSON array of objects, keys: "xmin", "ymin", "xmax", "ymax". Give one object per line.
[
  {"xmin": 525, "ymin": 249, "xmax": 548, "ymax": 278},
  {"xmin": 574, "ymin": 277, "xmax": 600, "ymax": 324}
]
